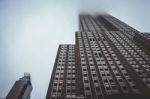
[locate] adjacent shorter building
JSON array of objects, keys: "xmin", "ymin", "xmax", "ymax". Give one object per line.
[
  {"xmin": 6, "ymin": 73, "xmax": 32, "ymax": 99},
  {"xmin": 46, "ymin": 45, "xmax": 80, "ymax": 99}
]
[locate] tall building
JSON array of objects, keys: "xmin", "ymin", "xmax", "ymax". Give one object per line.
[
  {"xmin": 6, "ymin": 73, "xmax": 32, "ymax": 99},
  {"xmin": 46, "ymin": 14, "xmax": 150, "ymax": 99}
]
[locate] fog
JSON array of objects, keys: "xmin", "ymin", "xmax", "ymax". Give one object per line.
[{"xmin": 0, "ymin": 0, "xmax": 150, "ymax": 99}]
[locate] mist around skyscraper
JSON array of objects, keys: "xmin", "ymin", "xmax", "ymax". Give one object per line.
[
  {"xmin": 46, "ymin": 14, "xmax": 150, "ymax": 99},
  {"xmin": 1, "ymin": 1, "xmax": 150, "ymax": 99}
]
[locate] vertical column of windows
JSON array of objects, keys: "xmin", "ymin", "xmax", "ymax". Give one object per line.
[
  {"xmin": 88, "ymin": 33, "xmax": 117, "ymax": 94},
  {"xmin": 84, "ymin": 16, "xmax": 96, "ymax": 32},
  {"xmin": 79, "ymin": 20, "xmax": 83, "ymax": 32},
  {"xmin": 91, "ymin": 17, "xmax": 108, "ymax": 31},
  {"xmin": 81, "ymin": 33, "xmax": 93, "ymax": 98},
  {"xmin": 51, "ymin": 45, "xmax": 67, "ymax": 99},
  {"xmin": 88, "ymin": 16, "xmax": 103, "ymax": 32},
  {"xmin": 80, "ymin": 16, "xmax": 89, "ymax": 32},
  {"xmin": 83, "ymin": 32, "xmax": 103, "ymax": 98},
  {"xmin": 66, "ymin": 45, "xmax": 76, "ymax": 98},
  {"xmin": 78, "ymin": 33, "xmax": 93, "ymax": 99}
]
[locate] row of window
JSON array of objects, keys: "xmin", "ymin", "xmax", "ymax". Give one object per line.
[{"xmin": 105, "ymin": 31, "xmax": 150, "ymax": 88}]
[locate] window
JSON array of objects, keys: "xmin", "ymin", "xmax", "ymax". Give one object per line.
[
  {"xmin": 85, "ymin": 87, "xmax": 90, "ymax": 90},
  {"xmin": 99, "ymin": 53, "xmax": 102, "ymax": 57}
]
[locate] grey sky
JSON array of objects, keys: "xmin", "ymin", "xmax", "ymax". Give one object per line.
[{"xmin": 0, "ymin": 0, "xmax": 150, "ymax": 99}]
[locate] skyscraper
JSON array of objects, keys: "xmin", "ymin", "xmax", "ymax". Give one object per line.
[
  {"xmin": 6, "ymin": 73, "xmax": 32, "ymax": 99},
  {"xmin": 46, "ymin": 14, "xmax": 150, "ymax": 99}
]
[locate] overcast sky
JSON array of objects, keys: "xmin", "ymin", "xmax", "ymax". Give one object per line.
[{"xmin": 0, "ymin": 0, "xmax": 150, "ymax": 99}]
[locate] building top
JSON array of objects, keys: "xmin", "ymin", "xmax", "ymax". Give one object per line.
[
  {"xmin": 19, "ymin": 73, "xmax": 31, "ymax": 84},
  {"xmin": 6, "ymin": 73, "xmax": 32, "ymax": 99}
]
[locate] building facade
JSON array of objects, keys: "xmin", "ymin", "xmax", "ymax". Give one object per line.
[
  {"xmin": 46, "ymin": 14, "xmax": 150, "ymax": 99},
  {"xmin": 46, "ymin": 45, "xmax": 79, "ymax": 99},
  {"xmin": 6, "ymin": 73, "xmax": 32, "ymax": 99}
]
